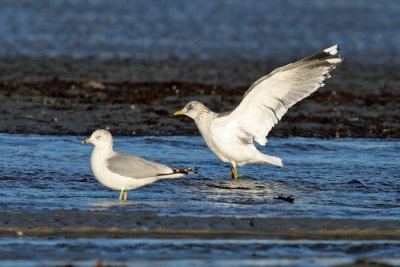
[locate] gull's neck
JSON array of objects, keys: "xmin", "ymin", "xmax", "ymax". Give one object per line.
[
  {"xmin": 92, "ymin": 145, "xmax": 114, "ymax": 158},
  {"xmin": 193, "ymin": 110, "xmax": 217, "ymax": 139},
  {"xmin": 91, "ymin": 145, "xmax": 114, "ymax": 170}
]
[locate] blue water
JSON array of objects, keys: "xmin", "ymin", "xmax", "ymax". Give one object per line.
[
  {"xmin": 1, "ymin": 134, "xmax": 399, "ymax": 219},
  {"xmin": 0, "ymin": 239, "xmax": 399, "ymax": 267},
  {"xmin": 0, "ymin": 134, "xmax": 400, "ymax": 266},
  {"xmin": 0, "ymin": 0, "xmax": 399, "ymax": 62}
]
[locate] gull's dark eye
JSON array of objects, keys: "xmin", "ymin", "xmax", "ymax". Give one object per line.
[
  {"xmin": 187, "ymin": 104, "xmax": 193, "ymax": 110},
  {"xmin": 96, "ymin": 136, "xmax": 101, "ymax": 139}
]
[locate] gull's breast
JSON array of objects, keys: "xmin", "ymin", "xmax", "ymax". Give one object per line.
[{"xmin": 209, "ymin": 119, "xmax": 251, "ymax": 164}]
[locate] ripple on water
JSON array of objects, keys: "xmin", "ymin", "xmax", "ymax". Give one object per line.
[{"xmin": 0, "ymin": 134, "xmax": 399, "ymax": 220}]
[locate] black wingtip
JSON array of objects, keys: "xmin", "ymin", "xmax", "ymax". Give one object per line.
[
  {"xmin": 298, "ymin": 44, "xmax": 341, "ymax": 63},
  {"xmin": 172, "ymin": 167, "xmax": 198, "ymax": 174}
]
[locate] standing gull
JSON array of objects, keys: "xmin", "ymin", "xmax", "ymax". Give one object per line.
[
  {"xmin": 82, "ymin": 129, "xmax": 196, "ymax": 200},
  {"xmin": 174, "ymin": 44, "xmax": 343, "ymax": 179}
]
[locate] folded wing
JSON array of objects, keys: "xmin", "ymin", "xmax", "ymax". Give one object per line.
[
  {"xmin": 107, "ymin": 153, "xmax": 173, "ymax": 179},
  {"xmin": 223, "ymin": 44, "xmax": 343, "ymax": 146}
]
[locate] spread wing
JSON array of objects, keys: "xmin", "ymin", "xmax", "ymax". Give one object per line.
[
  {"xmin": 107, "ymin": 153, "xmax": 173, "ymax": 179},
  {"xmin": 221, "ymin": 44, "xmax": 343, "ymax": 146}
]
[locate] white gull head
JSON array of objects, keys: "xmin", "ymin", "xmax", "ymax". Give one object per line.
[
  {"xmin": 82, "ymin": 129, "xmax": 113, "ymax": 149},
  {"xmin": 174, "ymin": 101, "xmax": 211, "ymax": 121}
]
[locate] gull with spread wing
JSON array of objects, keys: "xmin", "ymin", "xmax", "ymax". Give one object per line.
[{"xmin": 174, "ymin": 45, "xmax": 343, "ymax": 179}]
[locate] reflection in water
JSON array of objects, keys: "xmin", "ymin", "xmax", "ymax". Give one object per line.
[
  {"xmin": 88, "ymin": 200, "xmax": 174, "ymax": 212},
  {"xmin": 88, "ymin": 200, "xmax": 136, "ymax": 211}
]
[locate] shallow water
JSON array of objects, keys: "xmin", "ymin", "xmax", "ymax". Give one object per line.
[
  {"xmin": 0, "ymin": 134, "xmax": 399, "ymax": 266},
  {"xmin": 0, "ymin": 238, "xmax": 399, "ymax": 267},
  {"xmin": 1, "ymin": 134, "xmax": 399, "ymax": 219}
]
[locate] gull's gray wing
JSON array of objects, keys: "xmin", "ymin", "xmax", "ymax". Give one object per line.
[
  {"xmin": 106, "ymin": 153, "xmax": 174, "ymax": 179},
  {"xmin": 218, "ymin": 44, "xmax": 343, "ymax": 146}
]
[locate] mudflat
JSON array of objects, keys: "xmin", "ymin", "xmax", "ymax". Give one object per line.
[{"xmin": 1, "ymin": 58, "xmax": 399, "ymax": 138}]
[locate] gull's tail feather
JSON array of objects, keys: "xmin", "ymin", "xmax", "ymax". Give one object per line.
[
  {"xmin": 171, "ymin": 167, "xmax": 198, "ymax": 174},
  {"xmin": 155, "ymin": 167, "xmax": 198, "ymax": 179},
  {"xmin": 261, "ymin": 154, "xmax": 283, "ymax": 167}
]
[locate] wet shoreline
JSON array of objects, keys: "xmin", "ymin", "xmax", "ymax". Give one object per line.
[
  {"xmin": 1, "ymin": 211, "xmax": 399, "ymax": 240},
  {"xmin": 1, "ymin": 57, "xmax": 399, "ymax": 138}
]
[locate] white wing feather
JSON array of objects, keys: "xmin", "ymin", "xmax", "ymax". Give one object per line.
[{"xmin": 218, "ymin": 44, "xmax": 343, "ymax": 146}]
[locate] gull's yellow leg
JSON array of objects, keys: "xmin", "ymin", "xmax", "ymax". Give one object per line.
[
  {"xmin": 230, "ymin": 167, "xmax": 238, "ymax": 179},
  {"xmin": 124, "ymin": 191, "xmax": 128, "ymax": 201},
  {"xmin": 119, "ymin": 189, "xmax": 123, "ymax": 201}
]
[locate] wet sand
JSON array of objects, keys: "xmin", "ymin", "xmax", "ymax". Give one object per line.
[
  {"xmin": 1, "ymin": 57, "xmax": 399, "ymax": 138},
  {"xmin": 1, "ymin": 211, "xmax": 399, "ymax": 240}
]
